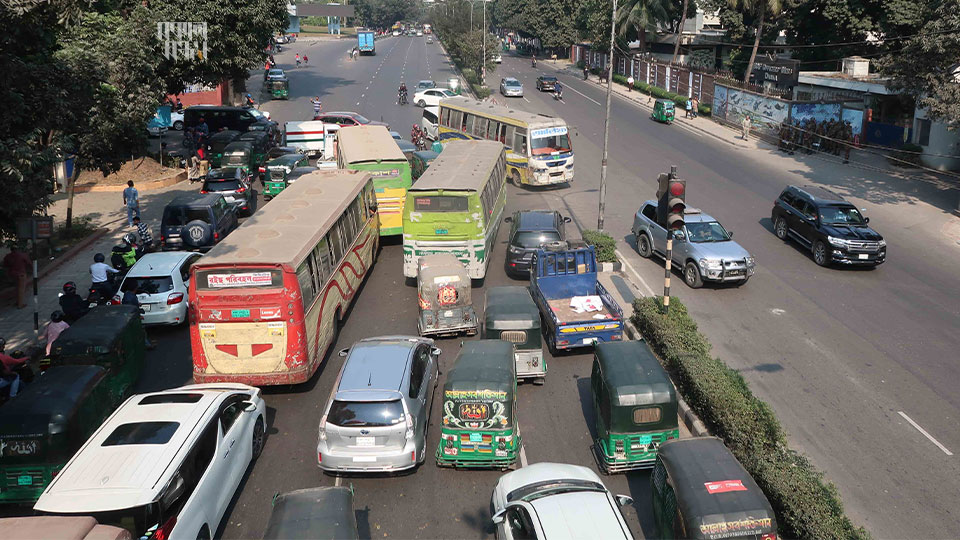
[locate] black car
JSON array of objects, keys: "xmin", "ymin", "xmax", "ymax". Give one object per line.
[
  {"xmin": 504, "ymin": 210, "xmax": 572, "ymax": 276},
  {"xmin": 201, "ymin": 168, "xmax": 258, "ymax": 217},
  {"xmin": 184, "ymin": 106, "xmax": 275, "ymax": 134},
  {"xmin": 160, "ymin": 193, "xmax": 240, "ymax": 252},
  {"xmin": 771, "ymin": 185, "xmax": 886, "ymax": 267},
  {"xmin": 536, "ymin": 76, "xmax": 558, "ymax": 92}
]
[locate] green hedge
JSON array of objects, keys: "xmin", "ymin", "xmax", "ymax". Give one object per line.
[
  {"xmin": 581, "ymin": 229, "xmax": 617, "ymax": 263},
  {"xmin": 609, "ymin": 74, "xmax": 712, "ymax": 117},
  {"xmin": 631, "ymin": 297, "xmax": 869, "ymax": 540},
  {"xmin": 473, "ymin": 85, "xmax": 491, "ymax": 99}
]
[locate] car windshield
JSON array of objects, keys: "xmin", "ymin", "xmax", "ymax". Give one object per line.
[
  {"xmin": 203, "ymin": 179, "xmax": 242, "ymax": 192},
  {"xmin": 124, "ymin": 276, "xmax": 174, "ymax": 294},
  {"xmin": 507, "ymin": 479, "xmax": 606, "ymax": 503},
  {"xmin": 513, "ymin": 230, "xmax": 561, "ymax": 248},
  {"xmin": 440, "ymin": 89, "xmax": 455, "ymax": 97},
  {"xmin": 819, "ymin": 205, "xmax": 866, "ymax": 225},
  {"xmin": 327, "ymin": 400, "xmax": 405, "ymax": 427},
  {"xmin": 505, "ymin": 80, "xmax": 521, "ymax": 87},
  {"xmin": 685, "ymin": 221, "xmax": 731, "ymax": 243},
  {"xmin": 540, "ymin": 77, "xmax": 557, "ymax": 82},
  {"xmin": 353, "ymin": 114, "xmax": 371, "ymax": 124},
  {"xmin": 531, "ymin": 134, "xmax": 572, "ymax": 155},
  {"xmin": 268, "ymin": 70, "xmax": 283, "ymax": 77}
]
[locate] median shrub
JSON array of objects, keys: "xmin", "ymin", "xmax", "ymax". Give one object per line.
[
  {"xmin": 632, "ymin": 296, "xmax": 869, "ymax": 540},
  {"xmin": 581, "ymin": 229, "xmax": 617, "ymax": 263},
  {"xmin": 472, "ymin": 85, "xmax": 491, "ymax": 99}
]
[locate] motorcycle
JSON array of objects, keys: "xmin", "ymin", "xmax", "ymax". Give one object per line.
[
  {"xmin": 398, "ymin": 90, "xmax": 408, "ymax": 105},
  {"xmin": 554, "ymin": 86, "xmax": 563, "ymax": 101},
  {"xmin": 532, "ymin": 58, "xmax": 537, "ymax": 68}
]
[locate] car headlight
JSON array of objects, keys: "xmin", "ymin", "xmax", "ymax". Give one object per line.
[
  {"xmin": 699, "ymin": 258, "xmax": 722, "ymax": 270},
  {"xmin": 827, "ymin": 236, "xmax": 849, "ymax": 248},
  {"xmin": 508, "ymin": 245, "xmax": 523, "ymax": 254},
  {"xmin": 535, "ymin": 168, "xmax": 548, "ymax": 173},
  {"xmin": 566, "ymin": 164, "xmax": 574, "ymax": 169},
  {"xmin": 878, "ymin": 239, "xmax": 886, "ymax": 248},
  {"xmin": 746, "ymin": 256, "xmax": 756, "ymax": 266}
]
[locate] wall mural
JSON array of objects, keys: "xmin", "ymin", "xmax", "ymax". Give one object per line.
[
  {"xmin": 726, "ymin": 88, "xmax": 790, "ymax": 135},
  {"xmin": 713, "ymin": 85, "xmax": 728, "ymax": 120}
]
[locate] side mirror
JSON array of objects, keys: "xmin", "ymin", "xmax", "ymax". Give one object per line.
[
  {"xmin": 563, "ymin": 216, "xmax": 572, "ymax": 223},
  {"xmin": 728, "ymin": 231, "xmax": 733, "ymax": 238},
  {"xmin": 504, "ymin": 216, "xmax": 513, "ymax": 223},
  {"xmin": 338, "ymin": 348, "xmax": 350, "ymax": 357},
  {"xmin": 864, "ymin": 217, "xmax": 870, "ymax": 224},
  {"xmin": 369, "ymin": 203, "xmax": 378, "ymax": 213},
  {"xmin": 491, "ymin": 509, "xmax": 507, "ymax": 525},
  {"xmin": 431, "ymin": 347, "xmax": 442, "ymax": 356},
  {"xmin": 615, "ymin": 494, "xmax": 634, "ymax": 507},
  {"xmin": 241, "ymin": 401, "xmax": 257, "ymax": 412}
]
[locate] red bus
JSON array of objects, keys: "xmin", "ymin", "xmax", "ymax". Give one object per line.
[{"xmin": 189, "ymin": 169, "xmax": 379, "ymax": 385}]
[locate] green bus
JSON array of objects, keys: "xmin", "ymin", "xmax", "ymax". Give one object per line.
[
  {"xmin": 402, "ymin": 140, "xmax": 506, "ymax": 280},
  {"xmin": 337, "ymin": 125, "xmax": 412, "ymax": 236}
]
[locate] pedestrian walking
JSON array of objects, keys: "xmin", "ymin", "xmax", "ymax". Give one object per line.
[
  {"xmin": 842, "ymin": 121, "xmax": 853, "ymax": 164},
  {"xmin": 691, "ymin": 97, "xmax": 699, "ymax": 118},
  {"xmin": 303, "ymin": 55, "xmax": 308, "ymax": 65},
  {"xmin": 583, "ymin": 64, "xmax": 589, "ymax": 80},
  {"xmin": 741, "ymin": 116, "xmax": 752, "ymax": 140},
  {"xmin": 627, "ymin": 75, "xmax": 634, "ymax": 92},
  {"xmin": 133, "ymin": 216, "xmax": 153, "ymax": 253},
  {"xmin": 685, "ymin": 99, "xmax": 693, "ymax": 118},
  {"xmin": 122, "ymin": 180, "xmax": 140, "ymax": 226},
  {"xmin": 2, "ymin": 243, "xmax": 31, "ymax": 309},
  {"xmin": 295, "ymin": 53, "xmax": 301, "ymax": 67}
]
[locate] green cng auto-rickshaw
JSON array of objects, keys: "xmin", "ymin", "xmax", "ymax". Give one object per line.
[
  {"xmin": 263, "ymin": 153, "xmax": 310, "ymax": 200},
  {"xmin": 652, "ymin": 437, "xmax": 778, "ymax": 539},
  {"xmin": 205, "ymin": 130, "xmax": 241, "ymax": 168},
  {"xmin": 483, "ymin": 286, "xmax": 545, "ymax": 385},
  {"xmin": 417, "ymin": 254, "xmax": 478, "ymax": 338},
  {"xmin": 237, "ymin": 130, "xmax": 273, "ymax": 172},
  {"xmin": 592, "ymin": 341, "xmax": 678, "ymax": 473},
  {"xmin": 263, "ymin": 487, "xmax": 359, "ymax": 540},
  {"xmin": 47, "ymin": 305, "xmax": 146, "ymax": 405},
  {"xmin": 652, "ymin": 99, "xmax": 676, "ymax": 124},
  {"xmin": 437, "ymin": 340, "xmax": 521, "ymax": 469},
  {"xmin": 0, "ymin": 365, "xmax": 120, "ymax": 503},
  {"xmin": 409, "ymin": 150, "xmax": 439, "ymax": 181},
  {"xmin": 221, "ymin": 140, "xmax": 256, "ymax": 176},
  {"xmin": 269, "ymin": 78, "xmax": 290, "ymax": 100}
]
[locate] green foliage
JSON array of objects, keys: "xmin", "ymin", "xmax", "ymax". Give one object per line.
[
  {"xmin": 472, "ymin": 85, "xmax": 492, "ymax": 99},
  {"xmin": 493, "ymin": 0, "xmax": 578, "ymax": 50},
  {"xmin": 581, "ymin": 229, "xmax": 618, "ymax": 263},
  {"xmin": 351, "ymin": 0, "xmax": 417, "ymax": 29},
  {"xmin": 632, "ymin": 296, "xmax": 870, "ymax": 540}
]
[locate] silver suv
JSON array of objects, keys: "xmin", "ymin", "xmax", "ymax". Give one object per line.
[{"xmin": 317, "ymin": 336, "xmax": 440, "ymax": 473}]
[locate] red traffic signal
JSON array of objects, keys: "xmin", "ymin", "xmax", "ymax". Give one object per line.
[
  {"xmin": 669, "ymin": 181, "xmax": 685, "ymax": 197},
  {"xmin": 667, "ymin": 179, "xmax": 686, "ymax": 230}
]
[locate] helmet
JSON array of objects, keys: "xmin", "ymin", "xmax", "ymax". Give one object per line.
[
  {"xmin": 122, "ymin": 233, "xmax": 137, "ymax": 246},
  {"xmin": 51, "ymin": 310, "xmax": 64, "ymax": 323},
  {"xmin": 63, "ymin": 281, "xmax": 77, "ymax": 294},
  {"xmin": 246, "ymin": 93, "xmax": 252, "ymax": 98},
  {"xmin": 94, "ymin": 253, "xmax": 105, "ymax": 263}
]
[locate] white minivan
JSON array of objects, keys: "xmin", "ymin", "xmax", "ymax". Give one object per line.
[
  {"xmin": 420, "ymin": 106, "xmax": 439, "ymax": 141},
  {"xmin": 35, "ymin": 384, "xmax": 267, "ymax": 540}
]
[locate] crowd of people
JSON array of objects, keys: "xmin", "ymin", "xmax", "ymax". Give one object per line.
[{"xmin": 779, "ymin": 117, "xmax": 857, "ymax": 164}]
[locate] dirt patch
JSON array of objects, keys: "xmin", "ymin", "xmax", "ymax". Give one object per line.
[{"xmin": 75, "ymin": 156, "xmax": 180, "ymax": 188}]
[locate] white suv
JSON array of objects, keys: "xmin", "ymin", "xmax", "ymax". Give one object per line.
[
  {"xmin": 35, "ymin": 383, "xmax": 267, "ymax": 540},
  {"xmin": 116, "ymin": 251, "xmax": 201, "ymax": 326}
]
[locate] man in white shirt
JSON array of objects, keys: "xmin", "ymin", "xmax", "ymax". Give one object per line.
[{"xmin": 90, "ymin": 252, "xmax": 119, "ymax": 301}]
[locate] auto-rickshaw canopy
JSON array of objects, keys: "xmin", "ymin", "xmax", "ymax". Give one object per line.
[
  {"xmin": 418, "ymin": 254, "xmax": 472, "ymax": 311},
  {"xmin": 655, "ymin": 99, "xmax": 675, "ymax": 110},
  {"xmin": 222, "ymin": 140, "xmax": 254, "ymax": 167},
  {"xmin": 594, "ymin": 341, "xmax": 677, "ymax": 433},
  {"xmin": 443, "ymin": 340, "xmax": 516, "ymax": 430},
  {"xmin": 269, "ymin": 78, "xmax": 289, "ymax": 91},
  {"xmin": 51, "ymin": 305, "xmax": 143, "ymax": 361},
  {"xmin": 266, "ymin": 153, "xmax": 308, "ymax": 174},
  {"xmin": 483, "ymin": 286, "xmax": 540, "ymax": 332},
  {"xmin": 206, "ymin": 130, "xmax": 241, "ymax": 153},
  {"xmin": 262, "ymin": 487, "xmax": 359, "ymax": 540},
  {"xmin": 658, "ymin": 437, "xmax": 777, "ymax": 540}
]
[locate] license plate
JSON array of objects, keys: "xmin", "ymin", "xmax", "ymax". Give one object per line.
[
  {"xmin": 141, "ymin": 304, "xmax": 151, "ymax": 312},
  {"xmin": 17, "ymin": 475, "xmax": 32, "ymax": 486},
  {"xmin": 470, "ymin": 433, "xmax": 482, "ymax": 442},
  {"xmin": 435, "ymin": 229, "xmax": 448, "ymax": 235},
  {"xmin": 444, "ymin": 310, "xmax": 454, "ymax": 317},
  {"xmin": 495, "ymin": 449, "xmax": 508, "ymax": 457},
  {"xmin": 231, "ymin": 309, "xmax": 250, "ymax": 318},
  {"xmin": 582, "ymin": 337, "xmax": 598, "ymax": 345},
  {"xmin": 444, "ymin": 447, "xmax": 458, "ymax": 456},
  {"xmin": 637, "ymin": 434, "xmax": 653, "ymax": 444},
  {"xmin": 356, "ymin": 436, "xmax": 376, "ymax": 447},
  {"xmin": 858, "ymin": 253, "xmax": 869, "ymax": 260},
  {"xmin": 727, "ymin": 270, "xmax": 744, "ymax": 276},
  {"xmin": 352, "ymin": 456, "xmax": 376, "ymax": 462}
]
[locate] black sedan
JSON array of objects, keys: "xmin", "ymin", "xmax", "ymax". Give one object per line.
[{"xmin": 536, "ymin": 76, "xmax": 558, "ymax": 91}]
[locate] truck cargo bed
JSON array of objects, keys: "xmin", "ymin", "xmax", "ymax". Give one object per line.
[{"xmin": 547, "ymin": 298, "xmax": 617, "ymax": 325}]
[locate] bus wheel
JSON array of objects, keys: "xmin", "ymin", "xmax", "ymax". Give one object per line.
[{"xmin": 510, "ymin": 170, "xmax": 521, "ymax": 186}]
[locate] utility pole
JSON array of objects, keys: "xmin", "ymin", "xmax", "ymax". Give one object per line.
[
  {"xmin": 597, "ymin": 0, "xmax": 618, "ymax": 231},
  {"xmin": 482, "ymin": 0, "xmax": 487, "ymax": 81}
]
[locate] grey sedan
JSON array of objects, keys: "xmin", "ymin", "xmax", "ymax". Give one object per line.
[{"xmin": 500, "ymin": 77, "xmax": 524, "ymax": 97}]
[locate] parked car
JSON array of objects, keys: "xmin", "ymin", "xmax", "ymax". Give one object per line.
[
  {"xmin": 264, "ymin": 68, "xmax": 286, "ymax": 81},
  {"xmin": 413, "ymin": 88, "xmax": 456, "ymax": 108},
  {"xmin": 202, "ymin": 168, "xmax": 257, "ymax": 216},
  {"xmin": 34, "ymin": 383, "xmax": 267, "ymax": 540},
  {"xmin": 500, "ymin": 77, "xmax": 524, "ymax": 97},
  {"xmin": 184, "ymin": 105, "xmax": 269, "ymax": 133},
  {"xmin": 771, "ymin": 184, "xmax": 885, "ymax": 267},
  {"xmin": 314, "ymin": 111, "xmax": 389, "ymax": 129},
  {"xmin": 115, "ymin": 251, "xmax": 200, "ymax": 326},
  {"xmin": 632, "ymin": 200, "xmax": 755, "ymax": 288},
  {"xmin": 317, "ymin": 336, "xmax": 440, "ymax": 473},
  {"xmin": 415, "ymin": 80, "xmax": 437, "ymax": 91},
  {"xmin": 160, "ymin": 193, "xmax": 240, "ymax": 252},
  {"xmin": 491, "ymin": 463, "xmax": 634, "ymax": 539},
  {"xmin": 504, "ymin": 210, "xmax": 572, "ymax": 277},
  {"xmin": 535, "ymin": 76, "xmax": 558, "ymax": 92}
]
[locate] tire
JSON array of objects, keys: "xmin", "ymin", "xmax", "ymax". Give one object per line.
[
  {"xmin": 813, "ymin": 240, "xmax": 829, "ymax": 267},
  {"xmin": 736, "ymin": 277, "xmax": 750, "ymax": 287},
  {"xmin": 417, "ymin": 99, "xmax": 427, "ymax": 107},
  {"xmin": 197, "ymin": 525, "xmax": 211, "ymax": 540},
  {"xmin": 510, "ymin": 170, "xmax": 521, "ymax": 186},
  {"xmin": 252, "ymin": 416, "xmax": 265, "ymax": 459},
  {"xmin": 774, "ymin": 216, "xmax": 789, "ymax": 240},
  {"xmin": 684, "ymin": 261, "xmax": 704, "ymax": 289},
  {"xmin": 173, "ymin": 120, "xmax": 184, "ymax": 131},
  {"xmin": 636, "ymin": 233, "xmax": 652, "ymax": 258},
  {"xmin": 181, "ymin": 220, "xmax": 213, "ymax": 248}
]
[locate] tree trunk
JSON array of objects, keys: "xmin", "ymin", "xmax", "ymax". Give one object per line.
[
  {"xmin": 671, "ymin": 0, "xmax": 689, "ymax": 64},
  {"xmin": 638, "ymin": 23, "xmax": 646, "ymax": 55},
  {"xmin": 744, "ymin": 10, "xmax": 765, "ymax": 85},
  {"xmin": 65, "ymin": 165, "xmax": 79, "ymax": 229}
]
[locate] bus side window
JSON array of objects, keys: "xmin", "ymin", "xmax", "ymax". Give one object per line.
[
  {"xmin": 450, "ymin": 110, "xmax": 461, "ymax": 130},
  {"xmin": 364, "ymin": 183, "xmax": 377, "ymax": 217},
  {"xmin": 440, "ymin": 107, "xmax": 450, "ymax": 127},
  {"xmin": 487, "ymin": 120, "xmax": 500, "ymax": 141},
  {"xmin": 514, "ymin": 133, "xmax": 527, "ymax": 155},
  {"xmin": 460, "ymin": 112, "xmax": 470, "ymax": 132},
  {"xmin": 313, "ymin": 237, "xmax": 331, "ymax": 283},
  {"xmin": 474, "ymin": 117, "xmax": 488, "ymax": 138},
  {"xmin": 351, "ymin": 195, "xmax": 365, "ymax": 228},
  {"xmin": 504, "ymin": 125, "xmax": 516, "ymax": 150},
  {"xmin": 297, "ymin": 259, "xmax": 317, "ymax": 308},
  {"xmin": 330, "ymin": 225, "xmax": 345, "ymax": 263}
]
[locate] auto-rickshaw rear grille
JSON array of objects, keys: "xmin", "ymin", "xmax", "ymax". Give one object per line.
[
  {"xmin": 501, "ymin": 331, "xmax": 526, "ymax": 343},
  {"xmin": 5, "ymin": 468, "xmax": 44, "ymax": 486}
]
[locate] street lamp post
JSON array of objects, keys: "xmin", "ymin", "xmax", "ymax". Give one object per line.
[{"xmin": 597, "ymin": 0, "xmax": 618, "ymax": 231}]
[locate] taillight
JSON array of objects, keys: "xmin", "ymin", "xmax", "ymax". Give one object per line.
[
  {"xmin": 110, "ymin": 295, "xmax": 121, "ymax": 305},
  {"xmin": 237, "ymin": 186, "xmax": 246, "ymax": 193},
  {"xmin": 214, "ymin": 232, "xmax": 220, "ymax": 241},
  {"xmin": 154, "ymin": 515, "xmax": 177, "ymax": 540},
  {"xmin": 167, "ymin": 292, "xmax": 185, "ymax": 305},
  {"xmin": 200, "ymin": 190, "xmax": 208, "ymax": 194},
  {"xmin": 761, "ymin": 535, "xmax": 777, "ymax": 540},
  {"xmin": 317, "ymin": 452, "xmax": 322, "ymax": 464},
  {"xmin": 258, "ymin": 166, "xmax": 266, "ymax": 173}
]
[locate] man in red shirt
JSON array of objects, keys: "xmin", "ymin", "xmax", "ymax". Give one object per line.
[
  {"xmin": 2, "ymin": 244, "xmax": 32, "ymax": 309},
  {"xmin": 0, "ymin": 338, "xmax": 26, "ymax": 398}
]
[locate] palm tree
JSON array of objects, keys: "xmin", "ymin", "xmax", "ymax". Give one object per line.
[
  {"xmin": 728, "ymin": 0, "xmax": 783, "ymax": 83},
  {"xmin": 670, "ymin": 0, "xmax": 689, "ymax": 63},
  {"xmin": 617, "ymin": 0, "xmax": 671, "ymax": 56}
]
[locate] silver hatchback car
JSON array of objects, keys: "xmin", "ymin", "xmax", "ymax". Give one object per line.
[{"xmin": 317, "ymin": 336, "xmax": 440, "ymax": 473}]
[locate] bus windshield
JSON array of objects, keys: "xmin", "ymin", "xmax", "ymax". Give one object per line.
[{"xmin": 531, "ymin": 132, "xmax": 572, "ymax": 155}]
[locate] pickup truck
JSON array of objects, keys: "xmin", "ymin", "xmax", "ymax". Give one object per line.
[
  {"xmin": 530, "ymin": 244, "xmax": 623, "ymax": 354},
  {"xmin": 631, "ymin": 199, "xmax": 755, "ymax": 288},
  {"xmin": 357, "ymin": 30, "xmax": 375, "ymax": 55}
]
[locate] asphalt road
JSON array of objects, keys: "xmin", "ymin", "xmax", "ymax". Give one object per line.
[{"xmin": 483, "ymin": 53, "xmax": 960, "ymax": 537}]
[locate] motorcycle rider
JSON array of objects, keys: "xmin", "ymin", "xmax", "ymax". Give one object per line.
[
  {"xmin": 111, "ymin": 233, "xmax": 138, "ymax": 273},
  {"xmin": 398, "ymin": 82, "xmax": 408, "ymax": 105},
  {"xmin": 0, "ymin": 338, "xmax": 26, "ymax": 399},
  {"xmin": 554, "ymin": 81, "xmax": 563, "ymax": 100},
  {"xmin": 59, "ymin": 281, "xmax": 88, "ymax": 324},
  {"xmin": 90, "ymin": 253, "xmax": 119, "ymax": 302},
  {"xmin": 44, "ymin": 311, "xmax": 70, "ymax": 356},
  {"xmin": 532, "ymin": 54, "xmax": 537, "ymax": 68},
  {"xmin": 244, "ymin": 93, "xmax": 255, "ymax": 108}
]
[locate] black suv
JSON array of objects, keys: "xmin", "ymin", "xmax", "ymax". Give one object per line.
[
  {"xmin": 161, "ymin": 193, "xmax": 240, "ymax": 252},
  {"xmin": 504, "ymin": 210, "xmax": 572, "ymax": 276},
  {"xmin": 535, "ymin": 76, "xmax": 557, "ymax": 92},
  {"xmin": 771, "ymin": 185, "xmax": 885, "ymax": 267},
  {"xmin": 202, "ymin": 168, "xmax": 258, "ymax": 217}
]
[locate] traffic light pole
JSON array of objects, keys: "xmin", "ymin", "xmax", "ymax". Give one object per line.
[
  {"xmin": 663, "ymin": 230, "xmax": 672, "ymax": 313},
  {"xmin": 597, "ymin": 0, "xmax": 618, "ymax": 231}
]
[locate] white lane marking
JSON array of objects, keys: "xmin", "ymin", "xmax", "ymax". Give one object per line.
[
  {"xmin": 770, "ymin": 308, "xmax": 786, "ymax": 316},
  {"xmin": 519, "ymin": 444, "xmax": 528, "ymax": 467},
  {"xmin": 522, "ymin": 96, "xmax": 530, "ymax": 103},
  {"xmin": 562, "ymin": 82, "xmax": 602, "ymax": 106},
  {"xmin": 898, "ymin": 411, "xmax": 953, "ymax": 455},
  {"xmin": 616, "ymin": 249, "xmax": 656, "ymax": 297},
  {"xmin": 335, "ymin": 475, "xmax": 342, "ymax": 486}
]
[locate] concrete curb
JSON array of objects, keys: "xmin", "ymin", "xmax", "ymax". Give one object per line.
[
  {"xmin": 0, "ymin": 227, "xmax": 109, "ymax": 303},
  {"xmin": 73, "ymin": 170, "xmax": 187, "ymax": 193}
]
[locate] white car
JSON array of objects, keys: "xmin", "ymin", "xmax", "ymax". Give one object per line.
[
  {"xmin": 494, "ymin": 53, "xmax": 503, "ymax": 63},
  {"xmin": 392, "ymin": 30, "xmax": 400, "ymax": 36},
  {"xmin": 421, "ymin": 106, "xmax": 439, "ymax": 140},
  {"xmin": 491, "ymin": 463, "xmax": 635, "ymax": 539},
  {"xmin": 417, "ymin": 31, "xmax": 423, "ymax": 36},
  {"xmin": 35, "ymin": 383, "xmax": 267, "ymax": 540},
  {"xmin": 116, "ymin": 251, "xmax": 201, "ymax": 326},
  {"xmin": 413, "ymin": 88, "xmax": 457, "ymax": 108},
  {"xmin": 147, "ymin": 110, "xmax": 184, "ymax": 136}
]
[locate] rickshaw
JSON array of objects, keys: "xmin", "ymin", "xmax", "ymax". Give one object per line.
[
  {"xmin": 205, "ymin": 130, "xmax": 241, "ymax": 168},
  {"xmin": 417, "ymin": 254, "xmax": 478, "ymax": 337},
  {"xmin": 652, "ymin": 99, "xmax": 676, "ymax": 124},
  {"xmin": 436, "ymin": 340, "xmax": 521, "ymax": 469},
  {"xmin": 263, "ymin": 487, "xmax": 359, "ymax": 540},
  {"xmin": 47, "ymin": 305, "xmax": 146, "ymax": 404},
  {"xmin": 652, "ymin": 437, "xmax": 778, "ymax": 539},
  {"xmin": 483, "ymin": 286, "xmax": 545, "ymax": 384},
  {"xmin": 268, "ymin": 78, "xmax": 290, "ymax": 100},
  {"xmin": 409, "ymin": 149, "xmax": 439, "ymax": 181},
  {"xmin": 0, "ymin": 365, "xmax": 120, "ymax": 503},
  {"xmin": 263, "ymin": 153, "xmax": 310, "ymax": 200},
  {"xmin": 237, "ymin": 130, "xmax": 273, "ymax": 171},
  {"xmin": 591, "ymin": 341, "xmax": 679, "ymax": 473},
  {"xmin": 221, "ymin": 140, "xmax": 256, "ymax": 176}
]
